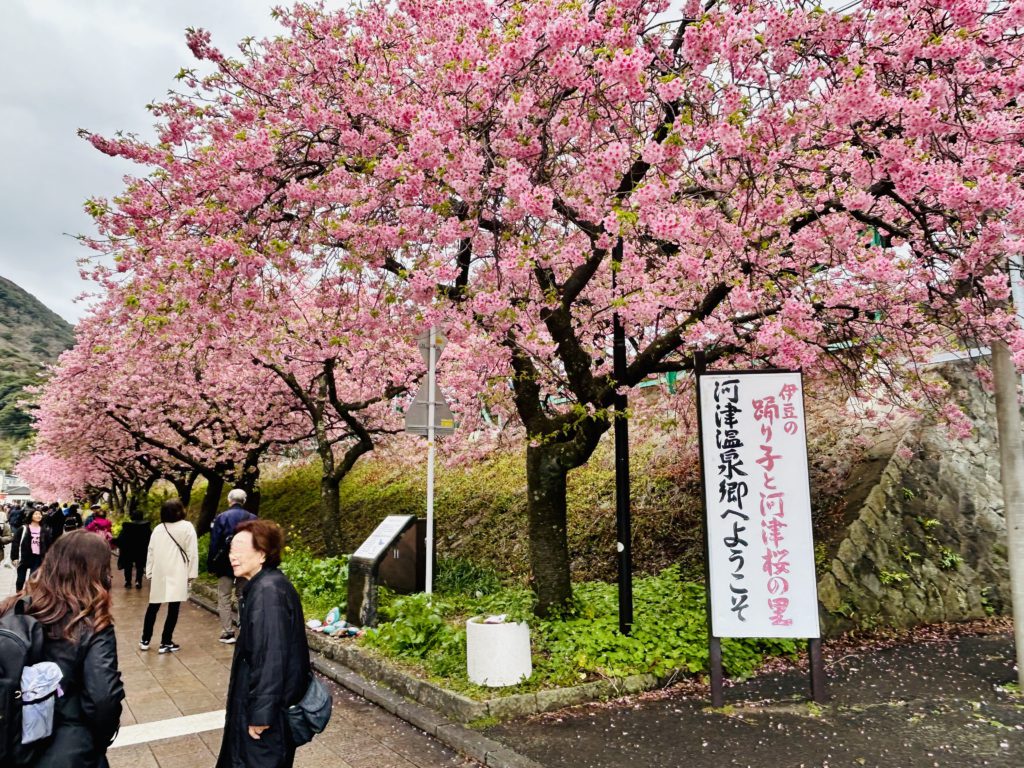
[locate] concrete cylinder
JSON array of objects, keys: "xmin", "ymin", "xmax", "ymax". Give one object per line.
[{"xmin": 465, "ymin": 616, "xmax": 532, "ymax": 687}]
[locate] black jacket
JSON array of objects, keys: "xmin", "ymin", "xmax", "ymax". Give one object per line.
[
  {"xmin": 40, "ymin": 511, "xmax": 64, "ymax": 555},
  {"xmin": 217, "ymin": 567, "xmax": 310, "ymax": 768},
  {"xmin": 14, "ymin": 523, "xmax": 45, "ymax": 562},
  {"xmin": 33, "ymin": 625, "xmax": 125, "ymax": 768},
  {"xmin": 115, "ymin": 520, "xmax": 152, "ymax": 568}
]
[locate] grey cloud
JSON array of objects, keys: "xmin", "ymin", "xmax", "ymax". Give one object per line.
[{"xmin": 0, "ymin": 0, "xmax": 288, "ymax": 324}]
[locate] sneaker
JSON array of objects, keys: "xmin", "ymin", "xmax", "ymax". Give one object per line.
[
  {"xmin": 218, "ymin": 632, "xmax": 236, "ymax": 645},
  {"xmin": 124, "ymin": 582, "xmax": 131, "ymax": 588},
  {"xmin": 139, "ymin": 639, "xmax": 150, "ymax": 651},
  {"xmin": 135, "ymin": 583, "xmax": 143, "ymax": 589},
  {"xmin": 158, "ymin": 643, "xmax": 181, "ymax": 654}
]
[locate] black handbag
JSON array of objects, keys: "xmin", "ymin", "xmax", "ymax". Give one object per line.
[{"xmin": 286, "ymin": 675, "xmax": 332, "ymax": 746}]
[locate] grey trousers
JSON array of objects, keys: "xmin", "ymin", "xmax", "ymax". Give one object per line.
[{"xmin": 217, "ymin": 575, "xmax": 243, "ymax": 633}]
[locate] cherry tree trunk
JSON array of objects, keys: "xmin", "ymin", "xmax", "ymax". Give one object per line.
[
  {"xmin": 319, "ymin": 475, "xmax": 344, "ymax": 555},
  {"xmin": 238, "ymin": 469, "xmax": 262, "ymax": 516},
  {"xmin": 197, "ymin": 474, "xmax": 224, "ymax": 536},
  {"xmin": 171, "ymin": 475, "xmax": 196, "ymax": 507},
  {"xmin": 525, "ymin": 443, "xmax": 574, "ymax": 617}
]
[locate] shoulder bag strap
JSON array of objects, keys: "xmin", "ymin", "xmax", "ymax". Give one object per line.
[{"xmin": 163, "ymin": 523, "xmax": 190, "ymax": 566}]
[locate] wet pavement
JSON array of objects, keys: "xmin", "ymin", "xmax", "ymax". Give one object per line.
[
  {"xmin": 3, "ymin": 548, "xmax": 1022, "ymax": 767},
  {"xmin": 108, "ymin": 581, "xmax": 476, "ymax": 768},
  {"xmin": 2, "ymin": 561, "xmax": 475, "ymax": 768},
  {"xmin": 487, "ymin": 632, "xmax": 1023, "ymax": 767}
]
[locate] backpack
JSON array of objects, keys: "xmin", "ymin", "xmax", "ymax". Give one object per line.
[
  {"xmin": 0, "ymin": 598, "xmax": 46, "ymax": 765},
  {"xmin": 208, "ymin": 532, "xmax": 234, "ymax": 576}
]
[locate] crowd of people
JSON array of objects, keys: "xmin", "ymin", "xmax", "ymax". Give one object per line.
[
  {"xmin": 0, "ymin": 491, "xmax": 316, "ymax": 768},
  {"xmin": 1, "ymin": 501, "xmax": 118, "ymax": 590}
]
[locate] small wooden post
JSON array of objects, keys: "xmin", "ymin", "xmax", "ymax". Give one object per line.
[
  {"xmin": 808, "ymin": 638, "xmax": 827, "ymax": 703},
  {"xmin": 709, "ymin": 635, "xmax": 725, "ymax": 707}
]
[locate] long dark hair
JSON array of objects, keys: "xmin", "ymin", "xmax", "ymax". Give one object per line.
[{"xmin": 0, "ymin": 530, "xmax": 114, "ymax": 641}]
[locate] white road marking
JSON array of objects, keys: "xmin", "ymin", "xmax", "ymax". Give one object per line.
[{"xmin": 110, "ymin": 709, "xmax": 226, "ymax": 748}]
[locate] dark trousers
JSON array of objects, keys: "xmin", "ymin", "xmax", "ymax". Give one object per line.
[
  {"xmin": 16, "ymin": 553, "xmax": 42, "ymax": 590},
  {"xmin": 123, "ymin": 559, "xmax": 145, "ymax": 586},
  {"xmin": 143, "ymin": 602, "xmax": 181, "ymax": 645}
]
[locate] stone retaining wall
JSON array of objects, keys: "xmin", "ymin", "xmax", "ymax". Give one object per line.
[{"xmin": 818, "ymin": 364, "xmax": 1012, "ymax": 633}]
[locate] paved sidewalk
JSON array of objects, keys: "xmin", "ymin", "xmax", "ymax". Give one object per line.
[
  {"xmin": 2, "ymin": 565, "xmax": 475, "ymax": 768},
  {"xmin": 110, "ymin": 582, "xmax": 477, "ymax": 768}
]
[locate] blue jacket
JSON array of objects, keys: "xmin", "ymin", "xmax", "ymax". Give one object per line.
[{"xmin": 208, "ymin": 505, "xmax": 256, "ymax": 576}]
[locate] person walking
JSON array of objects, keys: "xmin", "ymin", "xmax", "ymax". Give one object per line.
[
  {"xmin": 216, "ymin": 520, "xmax": 310, "ymax": 768},
  {"xmin": 208, "ymin": 489, "xmax": 256, "ymax": 644},
  {"xmin": 13, "ymin": 507, "xmax": 46, "ymax": 590},
  {"xmin": 6, "ymin": 503, "xmax": 26, "ymax": 567},
  {"xmin": 115, "ymin": 508, "xmax": 151, "ymax": 589},
  {"xmin": 0, "ymin": 530, "xmax": 125, "ymax": 768},
  {"xmin": 141, "ymin": 498, "xmax": 198, "ymax": 653},
  {"xmin": 84, "ymin": 506, "xmax": 114, "ymax": 547},
  {"xmin": 0, "ymin": 506, "xmax": 12, "ymax": 567},
  {"xmin": 40, "ymin": 503, "xmax": 65, "ymax": 556},
  {"xmin": 62, "ymin": 503, "xmax": 83, "ymax": 533}
]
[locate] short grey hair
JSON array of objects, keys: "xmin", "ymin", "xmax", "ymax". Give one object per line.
[{"xmin": 227, "ymin": 489, "xmax": 247, "ymax": 505}]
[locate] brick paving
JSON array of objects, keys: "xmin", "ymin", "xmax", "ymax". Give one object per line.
[{"xmin": 1, "ymin": 562, "xmax": 476, "ymax": 768}]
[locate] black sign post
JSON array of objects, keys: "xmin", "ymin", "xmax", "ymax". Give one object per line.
[
  {"xmin": 693, "ymin": 351, "xmax": 725, "ymax": 705},
  {"xmin": 346, "ymin": 515, "xmax": 425, "ymax": 627}
]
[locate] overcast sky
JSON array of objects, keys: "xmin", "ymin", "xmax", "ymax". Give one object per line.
[{"xmin": 0, "ymin": 1, "xmax": 288, "ymax": 325}]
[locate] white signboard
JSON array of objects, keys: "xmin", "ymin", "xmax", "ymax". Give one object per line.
[
  {"xmin": 352, "ymin": 515, "xmax": 416, "ymax": 562},
  {"xmin": 698, "ymin": 371, "xmax": 820, "ymax": 638}
]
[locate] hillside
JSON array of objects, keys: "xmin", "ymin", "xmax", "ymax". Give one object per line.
[{"xmin": 0, "ymin": 276, "xmax": 75, "ymax": 440}]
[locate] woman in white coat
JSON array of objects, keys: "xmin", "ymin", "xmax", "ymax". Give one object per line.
[{"xmin": 141, "ymin": 498, "xmax": 198, "ymax": 653}]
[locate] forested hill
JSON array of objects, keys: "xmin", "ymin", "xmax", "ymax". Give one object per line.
[{"xmin": 0, "ymin": 275, "xmax": 75, "ymax": 440}]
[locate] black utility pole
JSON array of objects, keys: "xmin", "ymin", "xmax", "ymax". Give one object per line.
[{"xmin": 612, "ymin": 238, "xmax": 634, "ymax": 635}]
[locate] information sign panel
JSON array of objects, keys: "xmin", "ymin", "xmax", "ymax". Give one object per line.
[
  {"xmin": 352, "ymin": 515, "xmax": 416, "ymax": 561},
  {"xmin": 698, "ymin": 371, "xmax": 819, "ymax": 638}
]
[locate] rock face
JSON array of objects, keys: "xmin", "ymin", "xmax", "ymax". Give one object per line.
[{"xmin": 818, "ymin": 364, "xmax": 1011, "ymax": 634}]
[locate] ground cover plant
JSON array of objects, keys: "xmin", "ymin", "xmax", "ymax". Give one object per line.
[{"xmin": 281, "ymin": 552, "xmax": 799, "ymax": 697}]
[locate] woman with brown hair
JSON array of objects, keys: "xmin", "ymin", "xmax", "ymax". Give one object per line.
[
  {"xmin": 216, "ymin": 519, "xmax": 311, "ymax": 768},
  {"xmin": 0, "ymin": 529, "xmax": 125, "ymax": 768}
]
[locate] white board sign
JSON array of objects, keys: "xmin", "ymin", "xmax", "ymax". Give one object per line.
[
  {"xmin": 352, "ymin": 515, "xmax": 416, "ymax": 562},
  {"xmin": 698, "ymin": 371, "xmax": 820, "ymax": 638}
]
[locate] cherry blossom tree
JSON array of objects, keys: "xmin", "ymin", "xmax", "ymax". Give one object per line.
[{"xmin": 80, "ymin": 0, "xmax": 1024, "ymax": 613}]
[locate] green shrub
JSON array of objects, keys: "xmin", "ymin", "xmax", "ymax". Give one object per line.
[
  {"xmin": 197, "ymin": 533, "xmax": 211, "ymax": 577},
  {"xmin": 280, "ymin": 547, "xmax": 349, "ymax": 620},
  {"xmin": 435, "ymin": 556, "xmax": 504, "ymax": 597},
  {"xmin": 360, "ymin": 564, "xmax": 799, "ymax": 694}
]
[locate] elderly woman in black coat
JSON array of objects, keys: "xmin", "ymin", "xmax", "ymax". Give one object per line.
[{"xmin": 216, "ymin": 519, "xmax": 311, "ymax": 768}]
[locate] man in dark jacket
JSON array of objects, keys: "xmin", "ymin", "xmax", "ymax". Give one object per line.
[
  {"xmin": 41, "ymin": 504, "xmax": 65, "ymax": 556},
  {"xmin": 63, "ymin": 503, "xmax": 83, "ymax": 532},
  {"xmin": 115, "ymin": 508, "xmax": 152, "ymax": 588},
  {"xmin": 208, "ymin": 489, "xmax": 256, "ymax": 643}
]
